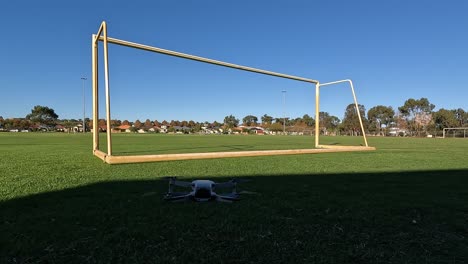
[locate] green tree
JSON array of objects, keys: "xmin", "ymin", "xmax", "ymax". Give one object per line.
[
  {"xmin": 212, "ymin": 121, "xmax": 221, "ymax": 128},
  {"xmin": 398, "ymin": 98, "xmax": 435, "ymax": 136},
  {"xmin": 223, "ymin": 115, "xmax": 239, "ymax": 128},
  {"xmin": 367, "ymin": 105, "xmax": 395, "ymax": 136},
  {"xmin": 453, "ymin": 108, "xmax": 467, "ymax": 127},
  {"xmin": 242, "ymin": 115, "xmax": 258, "ymax": 126},
  {"xmin": 261, "ymin": 114, "xmax": 273, "ymax": 125},
  {"xmin": 268, "ymin": 122, "xmax": 283, "ymax": 132},
  {"xmin": 318, "ymin": 112, "xmax": 341, "ymax": 135},
  {"xmin": 302, "ymin": 114, "xmax": 314, "ymax": 127},
  {"xmin": 26, "ymin": 105, "xmax": 59, "ymax": 125},
  {"xmin": 342, "ymin": 103, "xmax": 368, "ymax": 136},
  {"xmin": 328, "ymin": 116, "xmax": 341, "ymax": 134},
  {"xmin": 433, "ymin": 109, "xmax": 458, "ymax": 130}
]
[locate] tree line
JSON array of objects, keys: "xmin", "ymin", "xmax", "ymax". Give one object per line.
[{"xmin": 1, "ymin": 99, "xmax": 467, "ymax": 136}]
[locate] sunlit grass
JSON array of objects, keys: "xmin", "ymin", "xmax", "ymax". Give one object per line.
[{"xmin": 1, "ymin": 133, "xmax": 467, "ymax": 263}]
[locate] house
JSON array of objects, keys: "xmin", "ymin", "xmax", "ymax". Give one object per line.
[
  {"xmin": 252, "ymin": 127, "xmax": 265, "ymax": 135},
  {"xmin": 148, "ymin": 127, "xmax": 162, "ymax": 133},
  {"xmin": 389, "ymin": 127, "xmax": 407, "ymax": 136},
  {"xmin": 159, "ymin": 125, "xmax": 168, "ymax": 133},
  {"xmin": 112, "ymin": 124, "xmax": 132, "ymax": 133},
  {"xmin": 55, "ymin": 124, "xmax": 65, "ymax": 132},
  {"xmin": 172, "ymin": 126, "xmax": 191, "ymax": 133}
]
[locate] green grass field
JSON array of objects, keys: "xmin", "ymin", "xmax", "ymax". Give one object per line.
[{"xmin": 1, "ymin": 133, "xmax": 467, "ymax": 263}]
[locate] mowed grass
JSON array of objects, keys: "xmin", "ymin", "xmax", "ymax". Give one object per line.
[{"xmin": 0, "ymin": 133, "xmax": 467, "ymax": 263}]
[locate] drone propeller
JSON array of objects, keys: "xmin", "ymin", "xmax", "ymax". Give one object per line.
[
  {"xmin": 216, "ymin": 195, "xmax": 240, "ymax": 203},
  {"xmin": 162, "ymin": 176, "xmax": 192, "ymax": 188},
  {"xmin": 164, "ymin": 194, "xmax": 190, "ymax": 202},
  {"xmin": 214, "ymin": 178, "xmax": 251, "ymax": 188}
]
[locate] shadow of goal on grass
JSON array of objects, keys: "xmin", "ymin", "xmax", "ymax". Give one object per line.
[{"xmin": 1, "ymin": 170, "xmax": 467, "ymax": 263}]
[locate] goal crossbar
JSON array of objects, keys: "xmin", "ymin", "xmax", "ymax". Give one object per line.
[{"xmin": 92, "ymin": 21, "xmax": 375, "ymax": 164}]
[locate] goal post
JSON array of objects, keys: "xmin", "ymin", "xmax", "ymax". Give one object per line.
[
  {"xmin": 91, "ymin": 21, "xmax": 375, "ymax": 164},
  {"xmin": 443, "ymin": 128, "xmax": 468, "ymax": 138},
  {"xmin": 318, "ymin": 79, "xmax": 369, "ymax": 148}
]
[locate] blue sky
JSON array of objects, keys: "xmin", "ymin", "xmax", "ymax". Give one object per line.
[{"xmin": 1, "ymin": 0, "xmax": 467, "ymax": 122}]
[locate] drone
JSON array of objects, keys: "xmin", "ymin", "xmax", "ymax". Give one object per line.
[{"xmin": 163, "ymin": 177, "xmax": 249, "ymax": 202}]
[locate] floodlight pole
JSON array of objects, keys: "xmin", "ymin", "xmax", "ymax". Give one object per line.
[
  {"xmin": 282, "ymin": 90, "xmax": 287, "ymax": 134},
  {"xmin": 318, "ymin": 79, "xmax": 369, "ymax": 147},
  {"xmin": 81, "ymin": 77, "xmax": 87, "ymax": 133}
]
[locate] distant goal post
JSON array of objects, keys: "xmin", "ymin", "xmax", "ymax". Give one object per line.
[
  {"xmin": 92, "ymin": 21, "xmax": 375, "ymax": 164},
  {"xmin": 443, "ymin": 128, "xmax": 468, "ymax": 138}
]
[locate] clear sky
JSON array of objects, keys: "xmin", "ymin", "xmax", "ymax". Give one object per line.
[{"xmin": 1, "ymin": 0, "xmax": 467, "ymax": 122}]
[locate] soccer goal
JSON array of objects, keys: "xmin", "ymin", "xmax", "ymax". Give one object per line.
[
  {"xmin": 443, "ymin": 128, "xmax": 468, "ymax": 138},
  {"xmin": 91, "ymin": 21, "xmax": 375, "ymax": 164}
]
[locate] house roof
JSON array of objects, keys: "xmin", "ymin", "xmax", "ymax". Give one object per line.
[{"xmin": 115, "ymin": 124, "xmax": 131, "ymax": 130}]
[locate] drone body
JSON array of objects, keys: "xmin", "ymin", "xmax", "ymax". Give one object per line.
[{"xmin": 164, "ymin": 177, "xmax": 246, "ymax": 202}]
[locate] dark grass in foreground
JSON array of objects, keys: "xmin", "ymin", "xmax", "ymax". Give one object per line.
[{"xmin": 0, "ymin": 133, "xmax": 467, "ymax": 263}]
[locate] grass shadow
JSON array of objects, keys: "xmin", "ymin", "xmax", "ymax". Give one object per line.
[{"xmin": 1, "ymin": 170, "xmax": 468, "ymax": 263}]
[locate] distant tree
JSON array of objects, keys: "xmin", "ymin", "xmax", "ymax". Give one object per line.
[
  {"xmin": 62, "ymin": 119, "xmax": 75, "ymax": 132},
  {"xmin": 111, "ymin": 119, "xmax": 121, "ymax": 128},
  {"xmin": 433, "ymin": 109, "xmax": 458, "ymax": 130},
  {"xmin": 268, "ymin": 122, "xmax": 283, "ymax": 132},
  {"xmin": 342, "ymin": 104, "xmax": 368, "ymax": 136},
  {"xmin": 134, "ymin": 120, "xmax": 142, "ymax": 129},
  {"xmin": 98, "ymin": 119, "xmax": 107, "ymax": 128},
  {"xmin": 12, "ymin": 118, "xmax": 22, "ymax": 129},
  {"xmin": 319, "ymin": 112, "xmax": 330, "ymax": 134},
  {"xmin": 398, "ymin": 98, "xmax": 435, "ymax": 136},
  {"xmin": 26, "ymin": 105, "xmax": 58, "ymax": 125},
  {"xmin": 170, "ymin": 120, "xmax": 180, "ymax": 126},
  {"xmin": 224, "ymin": 115, "xmax": 239, "ymax": 128},
  {"xmin": 453, "ymin": 108, "xmax": 467, "ymax": 127},
  {"xmin": 19, "ymin": 119, "xmax": 31, "ymax": 130},
  {"xmin": 318, "ymin": 112, "xmax": 340, "ymax": 135},
  {"xmin": 328, "ymin": 116, "xmax": 341, "ymax": 133},
  {"xmin": 162, "ymin": 120, "xmax": 169, "ymax": 126},
  {"xmin": 192, "ymin": 123, "xmax": 202, "ymax": 132},
  {"xmin": 144, "ymin": 119, "xmax": 153, "ymax": 130},
  {"xmin": 188, "ymin": 120, "xmax": 196, "ymax": 127},
  {"xmin": 212, "ymin": 121, "xmax": 221, "ymax": 128},
  {"xmin": 367, "ymin": 105, "xmax": 395, "ymax": 136},
  {"xmin": 122, "ymin": 120, "xmax": 130, "ymax": 126},
  {"xmin": 302, "ymin": 114, "xmax": 314, "ymax": 127},
  {"xmin": 153, "ymin": 120, "xmax": 160, "ymax": 127},
  {"xmin": 242, "ymin": 115, "xmax": 258, "ymax": 126},
  {"xmin": 86, "ymin": 119, "xmax": 93, "ymax": 130},
  {"xmin": 261, "ymin": 114, "xmax": 273, "ymax": 125}
]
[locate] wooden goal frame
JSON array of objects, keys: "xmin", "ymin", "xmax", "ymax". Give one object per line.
[{"xmin": 92, "ymin": 21, "xmax": 375, "ymax": 164}]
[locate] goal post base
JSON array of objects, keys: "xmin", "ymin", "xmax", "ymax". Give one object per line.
[{"xmin": 93, "ymin": 146, "xmax": 376, "ymax": 165}]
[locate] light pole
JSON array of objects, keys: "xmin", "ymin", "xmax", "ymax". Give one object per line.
[
  {"xmin": 81, "ymin": 77, "xmax": 87, "ymax": 133},
  {"xmin": 282, "ymin": 90, "xmax": 286, "ymax": 134}
]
